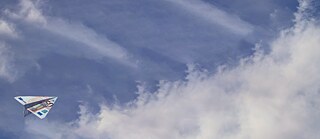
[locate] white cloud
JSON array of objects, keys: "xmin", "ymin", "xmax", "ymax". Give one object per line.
[
  {"xmin": 26, "ymin": 14, "xmax": 320, "ymax": 139},
  {"xmin": 164, "ymin": 0, "xmax": 253, "ymax": 35},
  {"xmin": 24, "ymin": 0, "xmax": 320, "ymax": 139},
  {"xmin": 0, "ymin": 20, "xmax": 17, "ymax": 37}
]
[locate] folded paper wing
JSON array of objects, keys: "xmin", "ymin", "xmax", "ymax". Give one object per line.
[
  {"xmin": 14, "ymin": 96, "xmax": 53, "ymax": 105},
  {"xmin": 15, "ymin": 96, "xmax": 58, "ymax": 119}
]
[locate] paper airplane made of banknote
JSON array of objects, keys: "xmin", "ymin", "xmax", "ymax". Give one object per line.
[{"xmin": 14, "ymin": 96, "xmax": 58, "ymax": 119}]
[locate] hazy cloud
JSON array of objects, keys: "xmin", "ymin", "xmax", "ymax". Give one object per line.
[
  {"xmin": 0, "ymin": 19, "xmax": 18, "ymax": 82},
  {"xmin": 0, "ymin": 20, "xmax": 17, "ymax": 37},
  {"xmin": 6, "ymin": 0, "xmax": 46, "ymax": 24},
  {"xmin": 0, "ymin": 43, "xmax": 17, "ymax": 82}
]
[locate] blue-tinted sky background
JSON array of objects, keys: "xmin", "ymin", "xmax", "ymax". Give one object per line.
[{"xmin": 1, "ymin": 0, "xmax": 320, "ymax": 139}]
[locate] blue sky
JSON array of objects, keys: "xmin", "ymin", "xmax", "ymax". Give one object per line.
[{"xmin": 1, "ymin": 0, "xmax": 320, "ymax": 139}]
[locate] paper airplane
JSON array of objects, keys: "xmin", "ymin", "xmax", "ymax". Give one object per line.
[{"xmin": 14, "ymin": 96, "xmax": 58, "ymax": 119}]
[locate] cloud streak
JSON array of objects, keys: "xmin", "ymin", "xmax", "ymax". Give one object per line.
[
  {"xmin": 44, "ymin": 20, "xmax": 130, "ymax": 63},
  {"xmin": 164, "ymin": 0, "xmax": 253, "ymax": 35},
  {"xmin": 6, "ymin": 0, "xmax": 131, "ymax": 64}
]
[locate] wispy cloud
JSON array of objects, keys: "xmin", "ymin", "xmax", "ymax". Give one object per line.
[
  {"xmin": 44, "ymin": 19, "xmax": 130, "ymax": 63},
  {"xmin": 0, "ymin": 18, "xmax": 18, "ymax": 82},
  {"xmin": 0, "ymin": 19, "xmax": 17, "ymax": 38},
  {"xmin": 0, "ymin": 42, "xmax": 17, "ymax": 82},
  {"xmin": 164, "ymin": 0, "xmax": 253, "ymax": 35},
  {"xmin": 6, "ymin": 0, "xmax": 132, "ymax": 65},
  {"xmin": 25, "ymin": 1, "xmax": 320, "ymax": 139},
  {"xmin": 6, "ymin": 0, "xmax": 46, "ymax": 24}
]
